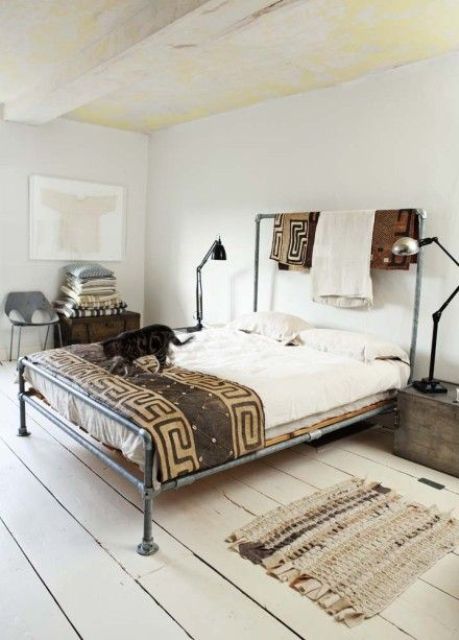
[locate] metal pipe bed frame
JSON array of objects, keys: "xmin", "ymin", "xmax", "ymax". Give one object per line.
[{"xmin": 17, "ymin": 209, "xmax": 427, "ymax": 556}]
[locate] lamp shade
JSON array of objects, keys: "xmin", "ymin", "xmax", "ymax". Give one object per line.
[
  {"xmin": 212, "ymin": 237, "xmax": 227, "ymax": 260},
  {"xmin": 391, "ymin": 236, "xmax": 420, "ymax": 257}
]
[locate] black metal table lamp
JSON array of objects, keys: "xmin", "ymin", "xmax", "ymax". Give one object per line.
[
  {"xmin": 392, "ymin": 235, "xmax": 459, "ymax": 393},
  {"xmin": 186, "ymin": 236, "xmax": 227, "ymax": 333}
]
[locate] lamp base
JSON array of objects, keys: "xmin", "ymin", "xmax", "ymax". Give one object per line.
[
  {"xmin": 412, "ymin": 378, "xmax": 448, "ymax": 394},
  {"xmin": 172, "ymin": 324, "xmax": 203, "ymax": 333},
  {"xmin": 185, "ymin": 324, "xmax": 203, "ymax": 333}
]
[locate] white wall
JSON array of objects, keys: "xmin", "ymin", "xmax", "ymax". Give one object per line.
[
  {"xmin": 0, "ymin": 118, "xmax": 148, "ymax": 359},
  {"xmin": 146, "ymin": 53, "xmax": 459, "ymax": 382}
]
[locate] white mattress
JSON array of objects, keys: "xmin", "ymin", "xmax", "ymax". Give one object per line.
[{"xmin": 27, "ymin": 328, "xmax": 409, "ymax": 467}]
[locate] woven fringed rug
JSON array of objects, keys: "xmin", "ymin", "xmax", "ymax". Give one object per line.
[{"xmin": 227, "ymin": 478, "xmax": 459, "ymax": 627}]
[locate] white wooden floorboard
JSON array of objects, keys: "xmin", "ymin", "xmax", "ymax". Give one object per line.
[
  {"xmin": 152, "ymin": 474, "xmax": 415, "ymax": 640},
  {"xmin": 228, "ymin": 458, "xmax": 318, "ymax": 504},
  {"xmin": 306, "ymin": 446, "xmax": 459, "ymax": 516},
  {"xmin": 0, "ymin": 518, "xmax": 79, "ymax": 640},
  {"xmin": 63, "ymin": 424, "xmax": 457, "ymax": 640},
  {"xmin": 0, "ymin": 438, "xmax": 187, "ymax": 640},
  {"xmin": 1, "ymin": 362, "xmax": 458, "ymax": 640},
  {"xmin": 0, "ymin": 388, "xmax": 300, "ymax": 640},
  {"xmin": 338, "ymin": 427, "xmax": 459, "ymax": 495},
  {"xmin": 274, "ymin": 442, "xmax": 459, "ymax": 556},
  {"xmin": 0, "ymin": 389, "xmax": 410, "ymax": 640},
  {"xmin": 0, "ymin": 395, "xmax": 174, "ymax": 578},
  {"xmin": 272, "ymin": 442, "xmax": 459, "ymax": 634},
  {"xmin": 262, "ymin": 447, "xmax": 351, "ymax": 490},
  {"xmin": 421, "ymin": 555, "xmax": 459, "ymax": 600},
  {"xmin": 382, "ymin": 581, "xmax": 459, "ymax": 640},
  {"xmin": 139, "ymin": 550, "xmax": 297, "ymax": 640}
]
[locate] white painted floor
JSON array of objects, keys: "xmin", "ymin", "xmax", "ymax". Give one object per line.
[{"xmin": 0, "ymin": 361, "xmax": 458, "ymax": 640}]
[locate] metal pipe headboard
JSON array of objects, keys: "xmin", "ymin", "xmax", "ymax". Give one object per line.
[{"xmin": 253, "ymin": 209, "xmax": 427, "ymax": 378}]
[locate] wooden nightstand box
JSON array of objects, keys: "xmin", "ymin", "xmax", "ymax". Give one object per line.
[
  {"xmin": 395, "ymin": 382, "xmax": 459, "ymax": 477},
  {"xmin": 56, "ymin": 311, "xmax": 141, "ymax": 346}
]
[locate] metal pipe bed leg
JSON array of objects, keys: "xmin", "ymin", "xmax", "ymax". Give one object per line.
[
  {"xmin": 17, "ymin": 359, "xmax": 30, "ymax": 437},
  {"xmin": 17, "ymin": 326, "xmax": 22, "ymax": 361},
  {"xmin": 9, "ymin": 325, "xmax": 14, "ymax": 361},
  {"xmin": 137, "ymin": 430, "xmax": 159, "ymax": 556},
  {"xmin": 43, "ymin": 326, "xmax": 50, "ymax": 350},
  {"xmin": 138, "ymin": 489, "xmax": 157, "ymax": 556},
  {"xmin": 57, "ymin": 322, "xmax": 63, "ymax": 348}
]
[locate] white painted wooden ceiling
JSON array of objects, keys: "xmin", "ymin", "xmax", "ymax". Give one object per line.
[{"xmin": 2, "ymin": 0, "xmax": 459, "ymax": 132}]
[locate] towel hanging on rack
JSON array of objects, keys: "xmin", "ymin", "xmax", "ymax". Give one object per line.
[{"xmin": 311, "ymin": 210, "xmax": 375, "ymax": 308}]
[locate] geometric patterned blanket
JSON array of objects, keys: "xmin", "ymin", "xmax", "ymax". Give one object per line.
[
  {"xmin": 26, "ymin": 344, "xmax": 265, "ymax": 482},
  {"xmin": 270, "ymin": 212, "xmax": 320, "ymax": 269},
  {"xmin": 371, "ymin": 209, "xmax": 419, "ymax": 270}
]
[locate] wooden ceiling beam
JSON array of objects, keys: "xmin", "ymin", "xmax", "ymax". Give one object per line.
[
  {"xmin": 3, "ymin": 0, "xmax": 285, "ymax": 126},
  {"xmin": 3, "ymin": 0, "xmax": 209, "ymax": 124}
]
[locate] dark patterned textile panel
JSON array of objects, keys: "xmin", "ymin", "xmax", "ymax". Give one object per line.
[
  {"xmin": 270, "ymin": 212, "xmax": 320, "ymax": 270},
  {"xmin": 27, "ymin": 344, "xmax": 265, "ymax": 482},
  {"xmin": 371, "ymin": 209, "xmax": 419, "ymax": 270}
]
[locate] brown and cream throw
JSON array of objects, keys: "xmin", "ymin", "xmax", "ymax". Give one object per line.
[
  {"xmin": 270, "ymin": 212, "xmax": 320, "ymax": 270},
  {"xmin": 27, "ymin": 344, "xmax": 265, "ymax": 482},
  {"xmin": 371, "ymin": 208, "xmax": 419, "ymax": 270},
  {"xmin": 228, "ymin": 478, "xmax": 459, "ymax": 627}
]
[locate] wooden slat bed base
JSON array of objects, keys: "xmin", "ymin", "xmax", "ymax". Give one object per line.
[{"xmin": 265, "ymin": 399, "xmax": 394, "ymax": 447}]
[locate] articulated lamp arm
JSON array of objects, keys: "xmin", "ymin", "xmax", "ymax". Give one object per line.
[
  {"xmin": 421, "ymin": 237, "xmax": 459, "ymax": 267},
  {"xmin": 198, "ymin": 240, "xmax": 218, "ymax": 270},
  {"xmin": 415, "ymin": 237, "xmax": 458, "ymax": 392},
  {"xmin": 428, "ymin": 283, "xmax": 459, "ymax": 382}
]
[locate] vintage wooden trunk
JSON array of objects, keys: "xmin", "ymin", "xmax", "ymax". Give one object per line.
[
  {"xmin": 395, "ymin": 382, "xmax": 459, "ymax": 478},
  {"xmin": 56, "ymin": 311, "xmax": 141, "ymax": 346}
]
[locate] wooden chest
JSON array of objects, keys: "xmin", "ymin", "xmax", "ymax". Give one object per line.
[
  {"xmin": 56, "ymin": 311, "xmax": 141, "ymax": 346},
  {"xmin": 395, "ymin": 382, "xmax": 459, "ymax": 478}
]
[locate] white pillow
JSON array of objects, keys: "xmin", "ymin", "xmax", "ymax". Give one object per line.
[
  {"xmin": 227, "ymin": 311, "xmax": 313, "ymax": 343},
  {"xmin": 298, "ymin": 328, "xmax": 410, "ymax": 364}
]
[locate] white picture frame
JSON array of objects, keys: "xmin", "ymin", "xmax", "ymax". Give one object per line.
[{"xmin": 29, "ymin": 175, "xmax": 126, "ymax": 261}]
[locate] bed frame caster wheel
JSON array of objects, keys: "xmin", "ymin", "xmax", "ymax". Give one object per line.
[{"xmin": 137, "ymin": 541, "xmax": 159, "ymax": 556}]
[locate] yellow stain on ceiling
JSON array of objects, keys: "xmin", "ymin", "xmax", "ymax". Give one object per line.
[
  {"xmin": 0, "ymin": 0, "xmax": 147, "ymax": 102},
  {"xmin": 68, "ymin": 0, "xmax": 459, "ymax": 131},
  {"xmin": 2, "ymin": 0, "xmax": 459, "ymax": 131}
]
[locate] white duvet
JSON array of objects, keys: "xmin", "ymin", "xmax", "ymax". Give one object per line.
[{"xmin": 173, "ymin": 328, "xmax": 409, "ymax": 432}]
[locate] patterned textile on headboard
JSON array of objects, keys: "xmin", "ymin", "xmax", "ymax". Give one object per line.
[
  {"xmin": 371, "ymin": 209, "xmax": 418, "ymax": 270},
  {"xmin": 270, "ymin": 212, "xmax": 320, "ymax": 270},
  {"xmin": 270, "ymin": 209, "xmax": 418, "ymax": 271}
]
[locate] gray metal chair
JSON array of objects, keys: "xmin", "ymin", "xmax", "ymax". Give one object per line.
[{"xmin": 5, "ymin": 291, "xmax": 63, "ymax": 361}]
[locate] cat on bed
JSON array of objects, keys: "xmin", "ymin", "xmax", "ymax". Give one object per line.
[{"xmin": 102, "ymin": 324, "xmax": 193, "ymax": 376}]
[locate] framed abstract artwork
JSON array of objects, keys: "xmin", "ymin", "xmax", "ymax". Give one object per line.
[{"xmin": 29, "ymin": 175, "xmax": 126, "ymax": 261}]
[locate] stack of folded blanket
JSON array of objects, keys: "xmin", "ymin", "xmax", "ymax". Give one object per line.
[{"xmin": 54, "ymin": 263, "xmax": 127, "ymax": 319}]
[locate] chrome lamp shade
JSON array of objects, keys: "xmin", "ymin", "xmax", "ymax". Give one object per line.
[{"xmin": 392, "ymin": 236, "xmax": 421, "ymax": 257}]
